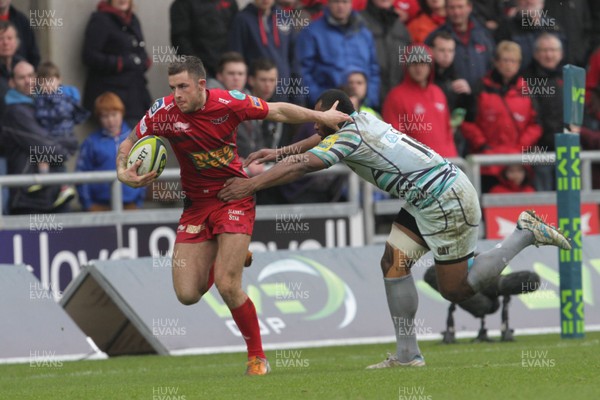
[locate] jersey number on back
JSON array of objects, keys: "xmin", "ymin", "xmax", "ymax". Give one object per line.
[{"xmin": 400, "ymin": 135, "xmax": 434, "ymax": 159}]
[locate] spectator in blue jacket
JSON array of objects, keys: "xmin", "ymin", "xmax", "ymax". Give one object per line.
[
  {"xmin": 425, "ymin": 0, "xmax": 494, "ymax": 90},
  {"xmin": 76, "ymin": 92, "xmax": 145, "ymax": 211},
  {"xmin": 2, "ymin": 61, "xmax": 77, "ymax": 214},
  {"xmin": 34, "ymin": 62, "xmax": 90, "ymax": 167},
  {"xmin": 228, "ymin": 0, "xmax": 297, "ymax": 102},
  {"xmin": 295, "ymin": 0, "xmax": 380, "ymax": 108},
  {"xmin": 26, "ymin": 62, "xmax": 89, "ymax": 203}
]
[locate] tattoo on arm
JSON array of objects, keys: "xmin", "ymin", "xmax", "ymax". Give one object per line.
[
  {"xmin": 117, "ymin": 129, "xmax": 138, "ymax": 170},
  {"xmin": 127, "ymin": 129, "xmax": 138, "ymax": 142},
  {"xmin": 117, "ymin": 150, "xmax": 127, "ymax": 171}
]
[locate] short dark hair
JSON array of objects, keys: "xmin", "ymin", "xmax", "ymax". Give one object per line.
[
  {"xmin": 430, "ymin": 31, "xmax": 455, "ymax": 48},
  {"xmin": 0, "ymin": 20, "xmax": 17, "ymax": 34},
  {"xmin": 37, "ymin": 61, "xmax": 60, "ymax": 79},
  {"xmin": 315, "ymin": 89, "xmax": 355, "ymax": 115},
  {"xmin": 168, "ymin": 56, "xmax": 207, "ymax": 79},
  {"xmin": 216, "ymin": 52, "xmax": 246, "ymax": 74},
  {"xmin": 249, "ymin": 58, "xmax": 277, "ymax": 77}
]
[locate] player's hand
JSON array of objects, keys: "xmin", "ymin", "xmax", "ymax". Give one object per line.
[
  {"xmin": 485, "ymin": 20, "xmax": 499, "ymax": 30},
  {"xmin": 246, "ymin": 161, "xmax": 265, "ymax": 176},
  {"xmin": 217, "ymin": 177, "xmax": 255, "ymax": 202},
  {"xmin": 243, "ymin": 148, "xmax": 277, "ymax": 167},
  {"xmin": 117, "ymin": 160, "xmax": 157, "ymax": 188},
  {"xmin": 320, "ymin": 100, "xmax": 352, "ymax": 131},
  {"xmin": 451, "ymin": 79, "xmax": 471, "ymax": 95}
]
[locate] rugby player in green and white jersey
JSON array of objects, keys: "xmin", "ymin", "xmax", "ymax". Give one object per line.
[{"xmin": 218, "ymin": 89, "xmax": 571, "ymax": 368}]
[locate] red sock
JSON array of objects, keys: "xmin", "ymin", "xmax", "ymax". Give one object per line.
[
  {"xmin": 207, "ymin": 265, "xmax": 214, "ymax": 291},
  {"xmin": 230, "ymin": 298, "xmax": 265, "ymax": 359}
]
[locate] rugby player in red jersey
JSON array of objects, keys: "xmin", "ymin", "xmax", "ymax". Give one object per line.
[{"xmin": 116, "ymin": 56, "xmax": 350, "ymax": 375}]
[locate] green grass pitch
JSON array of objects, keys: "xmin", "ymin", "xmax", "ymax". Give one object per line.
[{"xmin": 1, "ymin": 332, "xmax": 598, "ymax": 400}]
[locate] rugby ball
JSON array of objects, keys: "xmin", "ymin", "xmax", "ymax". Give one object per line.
[{"xmin": 127, "ymin": 135, "xmax": 168, "ymax": 176}]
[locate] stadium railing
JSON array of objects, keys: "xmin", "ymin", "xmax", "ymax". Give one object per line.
[
  {"xmin": 363, "ymin": 152, "xmax": 600, "ymax": 244},
  {"xmin": 1, "ymin": 152, "xmax": 599, "ymax": 246},
  {"xmin": 0, "ymin": 165, "xmax": 360, "ymax": 248},
  {"xmin": 466, "ymin": 151, "xmax": 600, "ymax": 194}
]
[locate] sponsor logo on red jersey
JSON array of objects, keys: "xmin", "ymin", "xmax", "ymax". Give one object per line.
[
  {"xmin": 249, "ymin": 95, "xmax": 264, "ymax": 110},
  {"xmin": 149, "ymin": 98, "xmax": 165, "ymax": 117},
  {"xmin": 189, "ymin": 145, "xmax": 235, "ymax": 170}
]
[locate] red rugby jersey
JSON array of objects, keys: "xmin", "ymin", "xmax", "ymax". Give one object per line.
[{"xmin": 136, "ymin": 89, "xmax": 269, "ymax": 200}]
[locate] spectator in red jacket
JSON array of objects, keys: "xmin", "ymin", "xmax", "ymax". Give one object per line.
[
  {"xmin": 489, "ymin": 164, "xmax": 535, "ymax": 194},
  {"xmin": 382, "ymin": 44, "xmax": 458, "ymax": 157},
  {"xmin": 461, "ymin": 40, "xmax": 542, "ymax": 191},
  {"xmin": 586, "ymin": 47, "xmax": 600, "ymax": 127},
  {"xmin": 407, "ymin": 0, "xmax": 446, "ymax": 44}
]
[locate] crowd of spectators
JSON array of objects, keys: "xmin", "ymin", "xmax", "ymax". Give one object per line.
[{"xmin": 1, "ymin": 0, "xmax": 600, "ymax": 215}]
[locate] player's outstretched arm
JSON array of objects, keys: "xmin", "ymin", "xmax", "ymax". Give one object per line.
[
  {"xmin": 243, "ymin": 134, "xmax": 322, "ymax": 167},
  {"xmin": 218, "ymin": 152, "xmax": 326, "ymax": 202},
  {"xmin": 116, "ymin": 128, "xmax": 157, "ymax": 188},
  {"xmin": 266, "ymin": 101, "xmax": 351, "ymax": 131}
]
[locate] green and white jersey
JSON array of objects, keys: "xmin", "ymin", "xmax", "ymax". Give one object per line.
[{"xmin": 308, "ymin": 112, "xmax": 458, "ymax": 209}]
